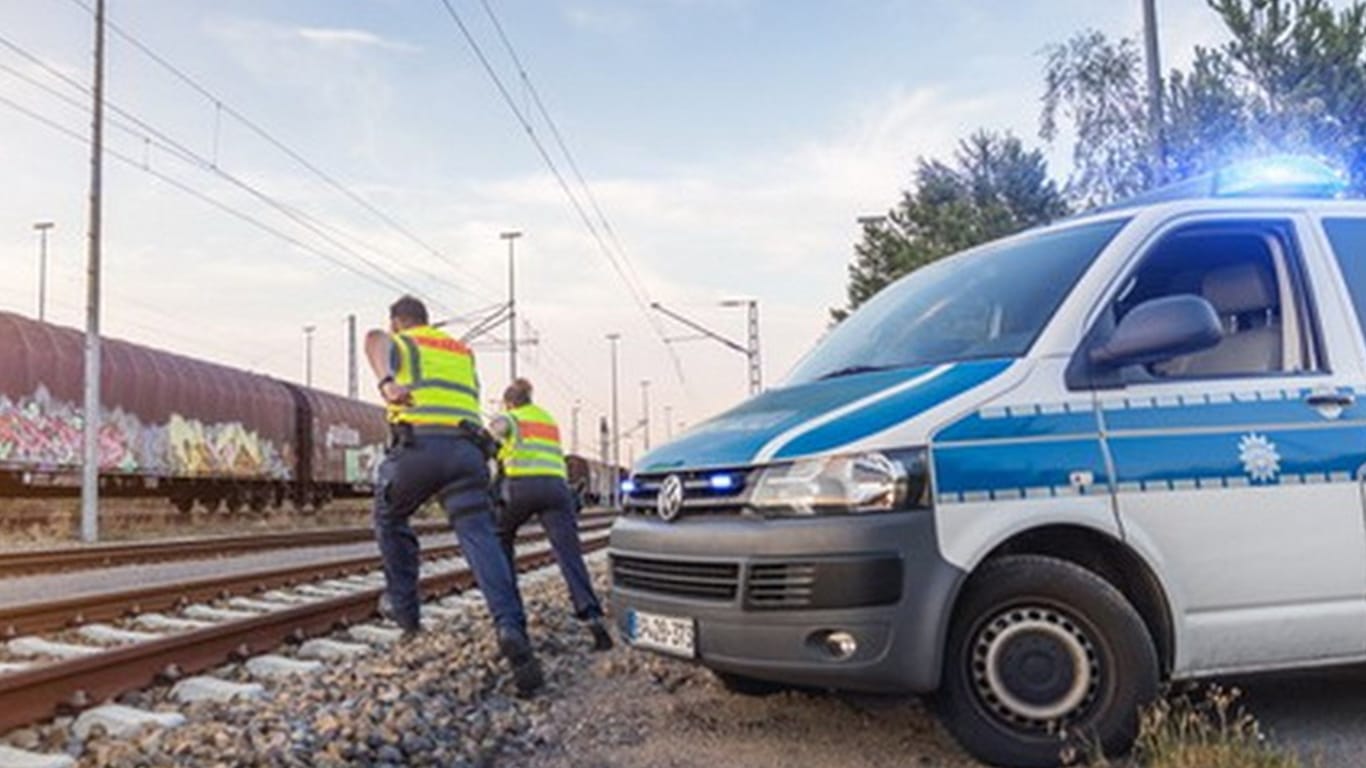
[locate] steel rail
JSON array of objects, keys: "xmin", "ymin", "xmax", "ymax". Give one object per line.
[
  {"xmin": 0, "ymin": 517, "xmax": 615, "ymax": 638},
  {"xmin": 0, "ymin": 531, "xmax": 610, "ymax": 733},
  {"xmin": 0, "ymin": 509, "xmax": 616, "ymax": 577}
]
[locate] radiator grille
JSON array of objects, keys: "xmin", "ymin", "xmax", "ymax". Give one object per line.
[{"xmin": 611, "ymin": 555, "xmax": 740, "ymax": 601}]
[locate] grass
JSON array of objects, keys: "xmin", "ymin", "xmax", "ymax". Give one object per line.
[{"xmin": 1068, "ymin": 685, "xmax": 1313, "ymax": 768}]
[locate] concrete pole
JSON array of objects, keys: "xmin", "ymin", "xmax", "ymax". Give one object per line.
[
  {"xmin": 501, "ymin": 231, "xmax": 522, "ymax": 381},
  {"xmin": 571, "ymin": 400, "xmax": 581, "ymax": 454},
  {"xmin": 664, "ymin": 405, "xmax": 673, "ymax": 440},
  {"xmin": 745, "ymin": 300, "xmax": 762, "ymax": 395},
  {"xmin": 640, "ymin": 379, "xmax": 651, "ymax": 451},
  {"xmin": 303, "ymin": 324, "xmax": 316, "ymax": 387},
  {"xmin": 1142, "ymin": 0, "xmax": 1166, "ymax": 180},
  {"xmin": 346, "ymin": 314, "xmax": 357, "ymax": 399},
  {"xmin": 34, "ymin": 221, "xmax": 53, "ymax": 322},
  {"xmin": 79, "ymin": 0, "xmax": 105, "ymax": 543}
]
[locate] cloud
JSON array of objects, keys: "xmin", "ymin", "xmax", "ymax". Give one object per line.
[{"xmin": 296, "ymin": 26, "xmax": 420, "ymax": 53}]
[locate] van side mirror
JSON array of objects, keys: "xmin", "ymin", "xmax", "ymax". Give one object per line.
[{"xmin": 1088, "ymin": 295, "xmax": 1222, "ymax": 369}]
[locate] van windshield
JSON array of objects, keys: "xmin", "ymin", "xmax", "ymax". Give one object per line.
[{"xmin": 787, "ymin": 218, "xmax": 1129, "ymax": 385}]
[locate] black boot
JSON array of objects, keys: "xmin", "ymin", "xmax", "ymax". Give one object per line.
[
  {"xmin": 588, "ymin": 617, "xmax": 614, "ymax": 652},
  {"xmin": 498, "ymin": 628, "xmax": 545, "ymax": 697}
]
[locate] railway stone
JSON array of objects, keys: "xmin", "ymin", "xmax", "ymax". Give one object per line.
[
  {"xmin": 292, "ymin": 584, "xmax": 355, "ymax": 599},
  {"xmin": 131, "ymin": 613, "xmax": 213, "ymax": 632},
  {"xmin": 259, "ymin": 590, "xmax": 313, "ymax": 604},
  {"xmin": 0, "ymin": 745, "xmax": 75, "ymax": 768},
  {"xmin": 346, "ymin": 624, "xmax": 405, "ymax": 647},
  {"xmin": 297, "ymin": 638, "xmax": 372, "ymax": 661},
  {"xmin": 169, "ymin": 676, "xmax": 265, "ymax": 704},
  {"xmin": 6, "ymin": 637, "xmax": 103, "ymax": 660},
  {"xmin": 422, "ymin": 605, "xmax": 463, "ymax": 621},
  {"xmin": 0, "ymin": 662, "xmax": 33, "ymax": 675},
  {"xmin": 71, "ymin": 705, "xmax": 185, "ymax": 740},
  {"xmin": 75, "ymin": 624, "xmax": 163, "ymax": 645},
  {"xmin": 244, "ymin": 654, "xmax": 324, "ymax": 680},
  {"xmin": 181, "ymin": 605, "xmax": 260, "ymax": 622},
  {"xmin": 226, "ymin": 597, "xmax": 293, "ymax": 613}
]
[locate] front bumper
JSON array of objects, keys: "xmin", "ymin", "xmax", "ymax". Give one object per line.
[{"xmin": 607, "ymin": 509, "xmax": 964, "ymax": 693}]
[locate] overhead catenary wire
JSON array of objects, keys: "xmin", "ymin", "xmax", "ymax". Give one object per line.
[
  {"xmin": 0, "ymin": 35, "xmax": 471, "ymax": 315},
  {"xmin": 433, "ymin": 0, "xmax": 691, "ymax": 392},
  {"xmin": 62, "ymin": 0, "xmax": 503, "ymax": 301}
]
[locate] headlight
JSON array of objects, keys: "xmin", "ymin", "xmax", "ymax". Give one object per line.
[{"xmin": 749, "ymin": 450, "xmax": 925, "ymax": 516}]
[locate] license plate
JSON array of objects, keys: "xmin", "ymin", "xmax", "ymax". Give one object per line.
[{"xmin": 627, "ymin": 609, "xmax": 696, "ymax": 658}]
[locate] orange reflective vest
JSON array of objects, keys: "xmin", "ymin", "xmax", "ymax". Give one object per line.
[
  {"xmin": 499, "ymin": 403, "xmax": 567, "ymax": 479},
  {"xmin": 390, "ymin": 326, "xmax": 481, "ymax": 428}
]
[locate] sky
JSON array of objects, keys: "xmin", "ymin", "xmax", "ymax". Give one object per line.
[{"xmin": 0, "ymin": 0, "xmax": 1259, "ymax": 464}]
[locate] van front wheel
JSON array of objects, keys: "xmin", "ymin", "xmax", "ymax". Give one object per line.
[{"xmin": 934, "ymin": 555, "xmax": 1158, "ymax": 768}]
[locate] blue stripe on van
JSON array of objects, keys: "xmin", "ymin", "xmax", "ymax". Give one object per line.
[
  {"xmin": 773, "ymin": 360, "xmax": 1010, "ymax": 459},
  {"xmin": 933, "ymin": 438, "xmax": 1110, "ymax": 502}
]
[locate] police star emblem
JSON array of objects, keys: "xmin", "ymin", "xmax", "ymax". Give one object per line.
[{"xmin": 1237, "ymin": 433, "xmax": 1281, "ymax": 483}]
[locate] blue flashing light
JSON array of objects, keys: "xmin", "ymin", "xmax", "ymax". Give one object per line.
[
  {"xmin": 1214, "ymin": 155, "xmax": 1348, "ymax": 198},
  {"xmin": 620, "ymin": 479, "xmax": 637, "ymax": 495},
  {"xmin": 707, "ymin": 473, "xmax": 736, "ymax": 491}
]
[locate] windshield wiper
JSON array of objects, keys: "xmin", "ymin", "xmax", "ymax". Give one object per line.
[{"xmin": 817, "ymin": 364, "xmax": 898, "ymax": 380}]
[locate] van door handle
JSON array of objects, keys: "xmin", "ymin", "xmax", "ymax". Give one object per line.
[{"xmin": 1306, "ymin": 392, "xmax": 1355, "ymax": 408}]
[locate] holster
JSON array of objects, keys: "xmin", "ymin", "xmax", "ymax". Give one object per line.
[
  {"xmin": 387, "ymin": 422, "xmax": 415, "ymax": 450},
  {"xmin": 457, "ymin": 420, "xmax": 500, "ymax": 461}
]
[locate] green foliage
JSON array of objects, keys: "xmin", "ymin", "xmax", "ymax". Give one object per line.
[
  {"xmin": 1042, "ymin": 0, "xmax": 1366, "ymax": 206},
  {"xmin": 833, "ymin": 131, "xmax": 1067, "ymax": 320}
]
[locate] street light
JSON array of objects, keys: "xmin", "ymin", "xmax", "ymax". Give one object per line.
[
  {"xmin": 606, "ymin": 333, "xmax": 621, "ymax": 506},
  {"xmin": 33, "ymin": 221, "xmax": 53, "ymax": 322},
  {"xmin": 501, "ymin": 231, "xmax": 523, "ymax": 381},
  {"xmin": 303, "ymin": 324, "xmax": 316, "ymax": 387},
  {"xmin": 571, "ymin": 399, "xmax": 582, "ymax": 454},
  {"xmin": 640, "ymin": 379, "xmax": 651, "ymax": 451}
]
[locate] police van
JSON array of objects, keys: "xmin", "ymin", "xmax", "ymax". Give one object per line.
[{"xmin": 609, "ymin": 157, "xmax": 1366, "ymax": 767}]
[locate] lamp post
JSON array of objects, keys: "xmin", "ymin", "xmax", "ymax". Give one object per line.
[
  {"xmin": 501, "ymin": 231, "xmax": 522, "ymax": 380},
  {"xmin": 640, "ymin": 379, "xmax": 651, "ymax": 451},
  {"xmin": 303, "ymin": 324, "xmax": 316, "ymax": 387},
  {"xmin": 606, "ymin": 333, "xmax": 621, "ymax": 507},
  {"xmin": 571, "ymin": 399, "xmax": 581, "ymax": 454},
  {"xmin": 33, "ymin": 221, "xmax": 54, "ymax": 322}
]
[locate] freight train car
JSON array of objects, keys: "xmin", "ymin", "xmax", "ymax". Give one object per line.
[
  {"xmin": 0, "ymin": 311, "xmax": 386, "ymax": 512},
  {"xmin": 565, "ymin": 454, "xmax": 619, "ymax": 508}
]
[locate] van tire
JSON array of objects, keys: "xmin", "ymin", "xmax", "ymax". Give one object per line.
[
  {"xmin": 712, "ymin": 670, "xmax": 786, "ymax": 697},
  {"xmin": 933, "ymin": 555, "xmax": 1158, "ymax": 768}
]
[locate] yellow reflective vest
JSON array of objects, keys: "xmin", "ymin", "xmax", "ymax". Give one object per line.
[
  {"xmin": 499, "ymin": 403, "xmax": 567, "ymax": 479},
  {"xmin": 390, "ymin": 326, "xmax": 481, "ymax": 428}
]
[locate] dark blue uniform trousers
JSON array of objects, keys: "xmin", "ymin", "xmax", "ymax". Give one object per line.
[
  {"xmin": 373, "ymin": 434, "xmax": 527, "ymax": 633},
  {"xmin": 497, "ymin": 475, "xmax": 603, "ymax": 620}
]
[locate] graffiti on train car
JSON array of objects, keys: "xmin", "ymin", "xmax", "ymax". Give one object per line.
[{"xmin": 0, "ymin": 386, "xmax": 293, "ymax": 479}]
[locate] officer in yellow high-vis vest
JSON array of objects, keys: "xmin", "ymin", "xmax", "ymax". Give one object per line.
[
  {"xmin": 491, "ymin": 378, "xmax": 613, "ymax": 651},
  {"xmin": 364, "ymin": 296, "xmax": 543, "ymax": 695}
]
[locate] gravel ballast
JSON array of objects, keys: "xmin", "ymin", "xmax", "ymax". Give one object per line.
[{"xmin": 0, "ymin": 554, "xmax": 989, "ymax": 767}]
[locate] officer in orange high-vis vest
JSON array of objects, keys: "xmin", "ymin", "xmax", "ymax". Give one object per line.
[
  {"xmin": 491, "ymin": 378, "xmax": 613, "ymax": 651},
  {"xmin": 364, "ymin": 295, "xmax": 543, "ymax": 696}
]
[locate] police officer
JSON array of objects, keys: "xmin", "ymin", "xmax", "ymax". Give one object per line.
[
  {"xmin": 364, "ymin": 296, "xmax": 544, "ymax": 695},
  {"xmin": 491, "ymin": 378, "xmax": 613, "ymax": 651}
]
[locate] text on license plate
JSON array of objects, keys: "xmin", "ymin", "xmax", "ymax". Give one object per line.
[{"xmin": 627, "ymin": 609, "xmax": 696, "ymax": 658}]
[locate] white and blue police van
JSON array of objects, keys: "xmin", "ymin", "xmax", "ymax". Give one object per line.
[{"xmin": 609, "ymin": 157, "xmax": 1366, "ymax": 767}]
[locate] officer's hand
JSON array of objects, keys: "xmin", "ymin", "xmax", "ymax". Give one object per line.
[{"xmin": 380, "ymin": 381, "xmax": 414, "ymax": 406}]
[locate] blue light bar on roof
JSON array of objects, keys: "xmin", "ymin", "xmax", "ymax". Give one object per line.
[{"xmin": 1214, "ymin": 155, "xmax": 1348, "ymax": 198}]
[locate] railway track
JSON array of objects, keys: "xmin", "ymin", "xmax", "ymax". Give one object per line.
[
  {"xmin": 0, "ymin": 509, "xmax": 616, "ymax": 578},
  {"xmin": 0, "ymin": 516, "xmax": 614, "ymax": 736}
]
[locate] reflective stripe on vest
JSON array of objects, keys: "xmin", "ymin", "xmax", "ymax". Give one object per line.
[
  {"xmin": 391, "ymin": 327, "xmax": 481, "ymax": 427},
  {"xmin": 500, "ymin": 403, "xmax": 567, "ymax": 479}
]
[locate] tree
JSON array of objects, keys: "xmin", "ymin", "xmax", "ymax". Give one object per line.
[
  {"xmin": 833, "ymin": 131, "xmax": 1068, "ymax": 320},
  {"xmin": 1041, "ymin": 0, "xmax": 1366, "ymax": 206}
]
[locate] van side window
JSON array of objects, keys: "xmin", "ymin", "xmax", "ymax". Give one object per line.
[
  {"xmin": 1107, "ymin": 221, "xmax": 1321, "ymax": 379},
  {"xmin": 1322, "ymin": 218, "xmax": 1366, "ymax": 341}
]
